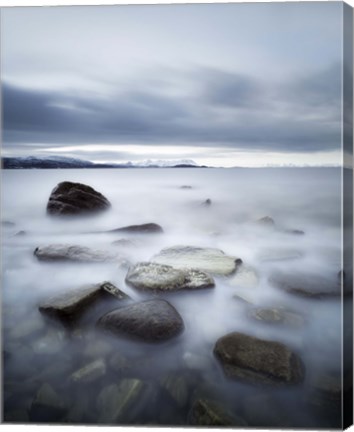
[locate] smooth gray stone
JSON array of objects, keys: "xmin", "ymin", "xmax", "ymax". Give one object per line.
[{"xmin": 97, "ymin": 299, "xmax": 184, "ymax": 342}]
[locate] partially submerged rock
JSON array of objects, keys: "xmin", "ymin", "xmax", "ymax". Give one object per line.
[
  {"xmin": 257, "ymin": 248, "xmax": 303, "ymax": 262},
  {"xmin": 1, "ymin": 220, "xmax": 15, "ymax": 227},
  {"xmin": 188, "ymin": 399, "xmax": 247, "ymax": 426},
  {"xmin": 125, "ymin": 262, "xmax": 214, "ymax": 292},
  {"xmin": 107, "ymin": 223, "xmax": 163, "ymax": 234},
  {"xmin": 257, "ymin": 216, "xmax": 275, "ymax": 227},
  {"xmin": 96, "ymin": 379, "xmax": 145, "ymax": 423},
  {"xmin": 97, "ymin": 299, "xmax": 184, "ymax": 342},
  {"xmin": 284, "ymin": 229, "xmax": 305, "ymax": 235},
  {"xmin": 242, "ymin": 393, "xmax": 289, "ymax": 427},
  {"xmin": 153, "ymin": 245, "xmax": 240, "ymax": 276},
  {"xmin": 202, "ymin": 199, "xmax": 212, "ymax": 207},
  {"xmin": 307, "ymin": 372, "xmax": 341, "ymax": 413},
  {"xmin": 47, "ymin": 181, "xmax": 111, "ymax": 216},
  {"xmin": 232, "ymin": 292, "xmax": 256, "ymax": 306},
  {"xmin": 70, "ymin": 359, "xmax": 106, "ymax": 383},
  {"xmin": 9, "ymin": 313, "xmax": 45, "ymax": 340},
  {"xmin": 214, "ymin": 332, "xmax": 305, "ymax": 385},
  {"xmin": 256, "ymin": 217, "xmax": 304, "ymax": 236},
  {"xmin": 228, "ymin": 264, "xmax": 259, "ymax": 288},
  {"xmin": 160, "ymin": 373, "xmax": 189, "ymax": 407},
  {"xmin": 101, "ymin": 281, "xmax": 130, "ymax": 300},
  {"xmin": 249, "ymin": 307, "xmax": 305, "ymax": 327},
  {"xmin": 29, "ymin": 383, "xmax": 67, "ymax": 422},
  {"xmin": 34, "ymin": 244, "xmax": 129, "ymax": 266},
  {"xmin": 39, "ymin": 282, "xmax": 129, "ymax": 322},
  {"xmin": 111, "ymin": 238, "xmax": 143, "ymax": 248},
  {"xmin": 32, "ymin": 328, "xmax": 67, "ymax": 355},
  {"xmin": 269, "ymin": 271, "xmax": 340, "ymax": 298}
]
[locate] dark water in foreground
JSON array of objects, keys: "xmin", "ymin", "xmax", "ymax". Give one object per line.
[{"xmin": 1, "ymin": 168, "xmax": 345, "ymax": 427}]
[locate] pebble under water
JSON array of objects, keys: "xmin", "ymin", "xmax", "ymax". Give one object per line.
[{"xmin": 1, "ymin": 167, "xmax": 346, "ymax": 428}]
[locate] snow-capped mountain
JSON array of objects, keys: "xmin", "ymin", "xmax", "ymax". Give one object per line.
[
  {"xmin": 2, "ymin": 155, "xmax": 96, "ymax": 169},
  {"xmin": 2, "ymin": 155, "xmax": 203, "ymax": 169},
  {"xmin": 118, "ymin": 159, "xmax": 199, "ymax": 168}
]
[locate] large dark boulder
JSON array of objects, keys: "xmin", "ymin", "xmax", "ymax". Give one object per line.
[
  {"xmin": 125, "ymin": 262, "xmax": 214, "ymax": 292},
  {"xmin": 97, "ymin": 299, "xmax": 184, "ymax": 342},
  {"xmin": 46, "ymin": 181, "xmax": 111, "ymax": 216},
  {"xmin": 214, "ymin": 332, "xmax": 305, "ymax": 385}
]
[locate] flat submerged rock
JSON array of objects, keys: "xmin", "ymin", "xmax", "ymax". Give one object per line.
[
  {"xmin": 214, "ymin": 332, "xmax": 305, "ymax": 385},
  {"xmin": 269, "ymin": 271, "xmax": 340, "ymax": 298},
  {"xmin": 97, "ymin": 299, "xmax": 184, "ymax": 342},
  {"xmin": 34, "ymin": 244, "xmax": 129, "ymax": 266},
  {"xmin": 125, "ymin": 262, "xmax": 214, "ymax": 292},
  {"xmin": 188, "ymin": 399, "xmax": 247, "ymax": 426},
  {"xmin": 228, "ymin": 264, "xmax": 259, "ymax": 288},
  {"xmin": 39, "ymin": 282, "xmax": 129, "ymax": 322},
  {"xmin": 106, "ymin": 223, "xmax": 163, "ymax": 234},
  {"xmin": 257, "ymin": 248, "xmax": 303, "ymax": 262},
  {"xmin": 153, "ymin": 245, "xmax": 240, "ymax": 276}
]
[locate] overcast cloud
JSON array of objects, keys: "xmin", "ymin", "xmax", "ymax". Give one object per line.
[{"xmin": 1, "ymin": 2, "xmax": 345, "ymax": 166}]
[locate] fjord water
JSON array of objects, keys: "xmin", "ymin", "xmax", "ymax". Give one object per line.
[{"xmin": 1, "ymin": 167, "xmax": 343, "ymax": 427}]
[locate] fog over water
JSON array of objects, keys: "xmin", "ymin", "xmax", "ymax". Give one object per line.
[{"xmin": 1, "ymin": 167, "xmax": 344, "ymax": 427}]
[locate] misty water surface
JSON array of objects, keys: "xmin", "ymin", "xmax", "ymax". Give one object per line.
[{"xmin": 1, "ymin": 167, "xmax": 344, "ymax": 427}]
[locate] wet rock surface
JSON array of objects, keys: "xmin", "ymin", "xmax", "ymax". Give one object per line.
[
  {"xmin": 125, "ymin": 262, "xmax": 214, "ymax": 292},
  {"xmin": 107, "ymin": 223, "xmax": 163, "ymax": 234},
  {"xmin": 307, "ymin": 372, "xmax": 341, "ymax": 413},
  {"xmin": 249, "ymin": 307, "xmax": 305, "ymax": 327},
  {"xmin": 242, "ymin": 393, "xmax": 290, "ymax": 427},
  {"xmin": 47, "ymin": 181, "xmax": 111, "ymax": 216},
  {"xmin": 256, "ymin": 216, "xmax": 275, "ymax": 227},
  {"xmin": 269, "ymin": 271, "xmax": 340, "ymax": 298},
  {"xmin": 214, "ymin": 332, "xmax": 305, "ymax": 385},
  {"xmin": 97, "ymin": 299, "xmax": 184, "ymax": 342},
  {"xmin": 39, "ymin": 282, "xmax": 129, "ymax": 322},
  {"xmin": 29, "ymin": 383, "xmax": 67, "ymax": 422},
  {"xmin": 34, "ymin": 244, "xmax": 129, "ymax": 265},
  {"xmin": 257, "ymin": 248, "xmax": 303, "ymax": 262},
  {"xmin": 188, "ymin": 399, "xmax": 247, "ymax": 426},
  {"xmin": 228, "ymin": 264, "xmax": 259, "ymax": 288},
  {"xmin": 2, "ymin": 170, "xmax": 344, "ymax": 429},
  {"xmin": 160, "ymin": 373, "xmax": 189, "ymax": 407},
  {"xmin": 96, "ymin": 379, "xmax": 145, "ymax": 424},
  {"xmin": 70, "ymin": 359, "xmax": 106, "ymax": 383},
  {"xmin": 153, "ymin": 245, "xmax": 240, "ymax": 276}
]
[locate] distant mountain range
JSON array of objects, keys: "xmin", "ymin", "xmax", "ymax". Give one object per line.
[{"xmin": 1, "ymin": 156, "xmax": 207, "ymax": 169}]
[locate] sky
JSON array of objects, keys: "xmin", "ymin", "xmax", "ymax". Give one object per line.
[{"xmin": 0, "ymin": 1, "xmax": 347, "ymax": 167}]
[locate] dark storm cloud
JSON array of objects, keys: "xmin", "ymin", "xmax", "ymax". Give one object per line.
[
  {"xmin": 2, "ymin": 63, "xmax": 341, "ymax": 153},
  {"xmin": 200, "ymin": 69, "xmax": 263, "ymax": 109}
]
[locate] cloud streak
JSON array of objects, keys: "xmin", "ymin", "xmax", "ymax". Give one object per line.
[{"xmin": 3, "ymin": 63, "xmax": 341, "ymax": 155}]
